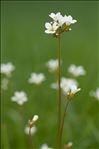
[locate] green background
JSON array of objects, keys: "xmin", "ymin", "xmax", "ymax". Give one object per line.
[{"xmin": 1, "ymin": 1, "xmax": 99, "ymax": 149}]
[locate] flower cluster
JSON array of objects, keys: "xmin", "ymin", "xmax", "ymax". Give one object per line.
[
  {"xmin": 68, "ymin": 64, "xmax": 86, "ymax": 77},
  {"xmin": 11, "ymin": 91, "xmax": 28, "ymax": 105},
  {"xmin": 28, "ymin": 73, "xmax": 45, "ymax": 85},
  {"xmin": 45, "ymin": 12, "xmax": 77, "ymax": 36}
]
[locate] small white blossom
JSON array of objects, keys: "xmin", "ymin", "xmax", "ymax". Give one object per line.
[
  {"xmin": 11, "ymin": 91, "xmax": 28, "ymax": 105},
  {"xmin": 45, "ymin": 22, "xmax": 58, "ymax": 34},
  {"xmin": 68, "ymin": 64, "xmax": 86, "ymax": 77},
  {"xmin": 64, "ymin": 15, "xmax": 77, "ymax": 26},
  {"xmin": 46, "ymin": 59, "xmax": 59, "ymax": 72},
  {"xmin": 32, "ymin": 115, "xmax": 39, "ymax": 122},
  {"xmin": 28, "ymin": 73, "xmax": 45, "ymax": 85},
  {"xmin": 24, "ymin": 126, "xmax": 37, "ymax": 135},
  {"xmin": 1, "ymin": 63, "xmax": 15, "ymax": 77},
  {"xmin": 49, "ymin": 12, "xmax": 65, "ymax": 26},
  {"xmin": 40, "ymin": 144, "xmax": 53, "ymax": 149},
  {"xmin": 90, "ymin": 88, "xmax": 99, "ymax": 100},
  {"xmin": 61, "ymin": 77, "xmax": 80, "ymax": 96}
]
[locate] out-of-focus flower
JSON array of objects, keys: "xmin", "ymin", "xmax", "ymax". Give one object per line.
[
  {"xmin": 24, "ymin": 125, "xmax": 37, "ymax": 135},
  {"xmin": 11, "ymin": 91, "xmax": 28, "ymax": 105},
  {"xmin": 46, "ymin": 59, "xmax": 59, "ymax": 72},
  {"xmin": 28, "ymin": 115, "xmax": 39, "ymax": 128},
  {"xmin": 28, "ymin": 73, "xmax": 45, "ymax": 85},
  {"xmin": 50, "ymin": 77, "xmax": 80, "ymax": 98},
  {"xmin": 90, "ymin": 88, "xmax": 99, "ymax": 101},
  {"xmin": 45, "ymin": 22, "xmax": 58, "ymax": 34},
  {"xmin": 64, "ymin": 141, "xmax": 73, "ymax": 149},
  {"xmin": 40, "ymin": 144, "xmax": 53, "ymax": 149},
  {"xmin": 45, "ymin": 12, "xmax": 77, "ymax": 36},
  {"xmin": 61, "ymin": 77, "xmax": 80, "ymax": 98},
  {"xmin": 68, "ymin": 64, "xmax": 86, "ymax": 77},
  {"xmin": 1, "ymin": 78, "xmax": 9, "ymax": 90},
  {"xmin": 1, "ymin": 63, "xmax": 15, "ymax": 77},
  {"xmin": 32, "ymin": 115, "xmax": 39, "ymax": 122}
]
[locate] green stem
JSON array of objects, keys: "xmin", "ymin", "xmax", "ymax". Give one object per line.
[
  {"xmin": 59, "ymin": 100, "xmax": 70, "ymax": 148},
  {"xmin": 57, "ymin": 35, "xmax": 62, "ymax": 148}
]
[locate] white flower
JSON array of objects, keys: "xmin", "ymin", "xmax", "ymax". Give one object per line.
[
  {"xmin": 46, "ymin": 59, "xmax": 59, "ymax": 72},
  {"xmin": 90, "ymin": 88, "xmax": 99, "ymax": 100},
  {"xmin": 11, "ymin": 91, "xmax": 28, "ymax": 105},
  {"xmin": 32, "ymin": 115, "xmax": 39, "ymax": 122},
  {"xmin": 45, "ymin": 22, "xmax": 58, "ymax": 34},
  {"xmin": 24, "ymin": 126, "xmax": 37, "ymax": 135},
  {"xmin": 60, "ymin": 77, "xmax": 80, "ymax": 96},
  {"xmin": 64, "ymin": 15, "xmax": 77, "ymax": 26},
  {"xmin": 68, "ymin": 64, "xmax": 86, "ymax": 77},
  {"xmin": 28, "ymin": 73, "xmax": 45, "ymax": 85},
  {"xmin": 1, "ymin": 62, "xmax": 15, "ymax": 77},
  {"xmin": 40, "ymin": 144, "xmax": 53, "ymax": 149},
  {"xmin": 49, "ymin": 12, "xmax": 65, "ymax": 26}
]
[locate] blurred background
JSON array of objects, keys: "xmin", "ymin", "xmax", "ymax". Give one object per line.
[{"xmin": 1, "ymin": 1, "xmax": 99, "ymax": 149}]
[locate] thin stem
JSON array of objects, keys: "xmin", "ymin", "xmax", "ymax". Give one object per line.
[
  {"xmin": 57, "ymin": 35, "xmax": 62, "ymax": 148},
  {"xmin": 59, "ymin": 100, "xmax": 70, "ymax": 148},
  {"xmin": 29, "ymin": 127, "xmax": 34, "ymax": 149}
]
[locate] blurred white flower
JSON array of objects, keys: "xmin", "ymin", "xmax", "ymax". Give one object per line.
[
  {"xmin": 28, "ymin": 73, "xmax": 45, "ymax": 85},
  {"xmin": 61, "ymin": 77, "xmax": 80, "ymax": 97},
  {"xmin": 1, "ymin": 62, "xmax": 15, "ymax": 77},
  {"xmin": 11, "ymin": 91, "xmax": 28, "ymax": 105},
  {"xmin": 28, "ymin": 115, "xmax": 39, "ymax": 128},
  {"xmin": 45, "ymin": 22, "xmax": 58, "ymax": 34},
  {"xmin": 40, "ymin": 144, "xmax": 53, "ymax": 149},
  {"xmin": 24, "ymin": 125, "xmax": 37, "ymax": 135},
  {"xmin": 68, "ymin": 64, "xmax": 86, "ymax": 77},
  {"xmin": 1, "ymin": 78, "xmax": 9, "ymax": 90},
  {"xmin": 32, "ymin": 115, "xmax": 39, "ymax": 122},
  {"xmin": 50, "ymin": 77, "xmax": 80, "ymax": 97},
  {"xmin": 46, "ymin": 59, "xmax": 59, "ymax": 72},
  {"xmin": 90, "ymin": 88, "xmax": 99, "ymax": 101}
]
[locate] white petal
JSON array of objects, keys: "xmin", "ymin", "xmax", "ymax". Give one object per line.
[{"xmin": 45, "ymin": 22, "xmax": 51, "ymax": 29}]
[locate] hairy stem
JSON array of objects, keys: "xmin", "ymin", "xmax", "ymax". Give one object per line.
[
  {"xmin": 57, "ymin": 35, "xmax": 62, "ymax": 148},
  {"xmin": 59, "ymin": 100, "xmax": 70, "ymax": 148}
]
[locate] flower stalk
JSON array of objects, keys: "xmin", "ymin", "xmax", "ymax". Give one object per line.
[
  {"xmin": 57, "ymin": 34, "xmax": 62, "ymax": 148},
  {"xmin": 59, "ymin": 100, "xmax": 70, "ymax": 148},
  {"xmin": 29, "ymin": 127, "xmax": 34, "ymax": 149}
]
